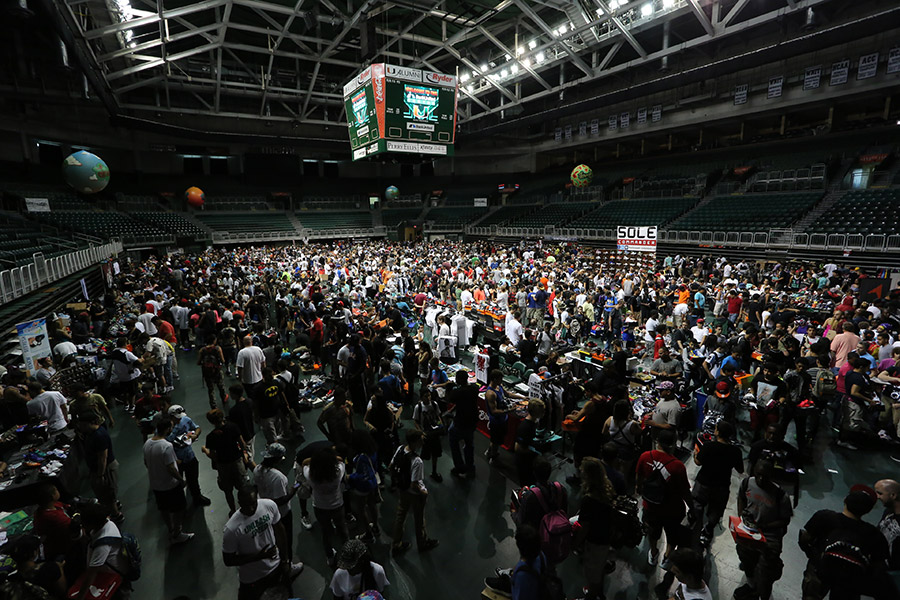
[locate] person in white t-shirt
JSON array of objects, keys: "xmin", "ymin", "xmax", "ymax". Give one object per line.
[
  {"xmin": 74, "ymin": 504, "xmax": 131, "ymax": 600},
  {"xmin": 236, "ymin": 335, "xmax": 266, "ymax": 395},
  {"xmin": 655, "ymin": 547, "xmax": 713, "ymax": 600},
  {"xmin": 223, "ymin": 486, "xmax": 303, "ymax": 598},
  {"xmin": 506, "ymin": 311, "xmax": 524, "ymax": 346},
  {"xmin": 253, "ymin": 443, "xmax": 298, "ymax": 561},
  {"xmin": 25, "ymin": 381, "xmax": 68, "ymax": 432},
  {"xmin": 330, "ymin": 539, "xmax": 390, "ymax": 600},
  {"xmin": 143, "ymin": 416, "xmax": 193, "ymax": 545}
]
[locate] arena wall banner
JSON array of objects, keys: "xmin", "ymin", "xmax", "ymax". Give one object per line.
[
  {"xmin": 25, "ymin": 198, "xmax": 50, "ymax": 212},
  {"xmin": 617, "ymin": 226, "xmax": 657, "ymax": 253},
  {"xmin": 17, "ymin": 318, "xmax": 51, "ymax": 375}
]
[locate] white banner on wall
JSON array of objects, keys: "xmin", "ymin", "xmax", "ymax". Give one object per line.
[
  {"xmin": 616, "ymin": 226, "xmax": 657, "ymax": 253},
  {"xmin": 803, "ymin": 66, "xmax": 822, "ymax": 90},
  {"xmin": 888, "ymin": 48, "xmax": 900, "ymax": 74},
  {"xmin": 830, "ymin": 59, "xmax": 850, "ymax": 85},
  {"xmin": 767, "ymin": 76, "xmax": 783, "ymax": 99},
  {"xmin": 637, "ymin": 107, "xmax": 647, "ymax": 124},
  {"xmin": 25, "ymin": 198, "xmax": 51, "ymax": 212},
  {"xmin": 734, "ymin": 84, "xmax": 748, "ymax": 105},
  {"xmin": 857, "ymin": 52, "xmax": 879, "ymax": 80}
]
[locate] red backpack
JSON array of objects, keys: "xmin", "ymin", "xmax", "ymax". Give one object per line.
[{"xmin": 531, "ymin": 483, "xmax": 573, "ymax": 564}]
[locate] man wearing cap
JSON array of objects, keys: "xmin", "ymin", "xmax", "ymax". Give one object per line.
[
  {"xmin": 691, "ymin": 318, "xmax": 710, "ymax": 344},
  {"xmin": 875, "ymin": 479, "xmax": 900, "ymax": 571},
  {"xmin": 167, "ymin": 404, "xmax": 211, "ymax": 507},
  {"xmin": 650, "ymin": 347, "xmax": 683, "ymax": 383},
  {"xmin": 800, "ymin": 485, "xmax": 889, "ymax": 600},
  {"xmin": 648, "ymin": 381, "xmax": 681, "ymax": 437},
  {"xmin": 253, "ymin": 443, "xmax": 298, "ymax": 561}
]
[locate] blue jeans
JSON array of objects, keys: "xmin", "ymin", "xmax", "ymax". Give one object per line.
[{"xmin": 448, "ymin": 423, "xmax": 475, "ymax": 472}]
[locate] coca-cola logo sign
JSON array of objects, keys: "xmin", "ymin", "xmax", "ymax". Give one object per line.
[
  {"xmin": 424, "ymin": 71, "xmax": 456, "ymax": 87},
  {"xmin": 374, "ymin": 75, "xmax": 384, "ymax": 102}
]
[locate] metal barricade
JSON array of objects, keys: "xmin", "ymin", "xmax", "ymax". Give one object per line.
[
  {"xmin": 864, "ymin": 235, "xmax": 885, "ymax": 251},
  {"xmin": 846, "ymin": 234, "xmax": 864, "ymax": 249},
  {"xmin": 826, "ymin": 234, "xmax": 846, "ymax": 249},
  {"xmin": 809, "ymin": 233, "xmax": 827, "ymax": 248},
  {"xmin": 753, "ymin": 232, "xmax": 768, "ymax": 246},
  {"xmin": 887, "ymin": 235, "xmax": 900, "ymax": 251},
  {"xmin": 792, "ymin": 233, "xmax": 809, "ymax": 248}
]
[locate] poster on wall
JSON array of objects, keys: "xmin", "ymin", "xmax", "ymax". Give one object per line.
[
  {"xmin": 590, "ymin": 118, "xmax": 599, "ymax": 135},
  {"xmin": 734, "ymin": 84, "xmax": 748, "ymax": 105},
  {"xmin": 803, "ymin": 66, "xmax": 822, "ymax": 90},
  {"xmin": 25, "ymin": 198, "xmax": 51, "ymax": 212},
  {"xmin": 554, "ymin": 127, "xmax": 562, "ymax": 142},
  {"xmin": 578, "ymin": 121, "xmax": 587, "ymax": 136},
  {"xmin": 564, "ymin": 125, "xmax": 572, "ymax": 141},
  {"xmin": 17, "ymin": 318, "xmax": 51, "ymax": 375},
  {"xmin": 651, "ymin": 105, "xmax": 662, "ymax": 122},
  {"xmin": 637, "ymin": 107, "xmax": 648, "ymax": 124},
  {"xmin": 888, "ymin": 48, "xmax": 900, "ymax": 74},
  {"xmin": 767, "ymin": 76, "xmax": 783, "ymax": 99},
  {"xmin": 608, "ymin": 115, "xmax": 617, "ymax": 131},
  {"xmin": 616, "ymin": 225, "xmax": 657, "ymax": 253},
  {"xmin": 857, "ymin": 52, "xmax": 879, "ymax": 80},
  {"xmin": 830, "ymin": 59, "xmax": 850, "ymax": 85},
  {"xmin": 620, "ymin": 112, "xmax": 630, "ymax": 128}
]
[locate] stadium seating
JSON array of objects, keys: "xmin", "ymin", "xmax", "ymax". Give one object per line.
[
  {"xmin": 382, "ymin": 208, "xmax": 423, "ymax": 227},
  {"xmin": 478, "ymin": 205, "xmax": 539, "ymax": 227},
  {"xmin": 569, "ymin": 198, "xmax": 699, "ymax": 230},
  {"xmin": 131, "ymin": 212, "xmax": 209, "ymax": 237},
  {"xmin": 205, "ymin": 197, "xmax": 268, "ymax": 211},
  {"xmin": 806, "ymin": 189, "xmax": 900, "ymax": 235},
  {"xmin": 296, "ymin": 212, "xmax": 372, "ymax": 230},
  {"xmin": 426, "ymin": 207, "xmax": 488, "ymax": 228},
  {"xmin": 504, "ymin": 202, "xmax": 596, "ymax": 228},
  {"xmin": 197, "ymin": 213, "xmax": 295, "ymax": 233},
  {"xmin": 33, "ymin": 211, "xmax": 169, "ymax": 239},
  {"xmin": 668, "ymin": 192, "xmax": 822, "ymax": 231}
]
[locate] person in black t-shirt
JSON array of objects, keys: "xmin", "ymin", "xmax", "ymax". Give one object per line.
[
  {"xmin": 691, "ymin": 421, "xmax": 743, "ymax": 546},
  {"xmin": 748, "ymin": 424, "xmax": 799, "ymax": 475},
  {"xmin": 253, "ymin": 368, "xmax": 286, "ymax": 444},
  {"xmin": 447, "ymin": 371, "xmax": 479, "ymax": 477},
  {"xmin": 799, "ymin": 486, "xmax": 889, "ymax": 600},
  {"xmin": 227, "ymin": 383, "xmax": 255, "ymax": 449},
  {"xmin": 202, "ymin": 408, "xmax": 248, "ymax": 514},
  {"xmin": 514, "ymin": 399, "xmax": 545, "ymax": 487}
]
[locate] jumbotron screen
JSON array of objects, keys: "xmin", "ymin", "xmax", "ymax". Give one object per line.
[{"xmin": 343, "ymin": 63, "xmax": 458, "ymax": 161}]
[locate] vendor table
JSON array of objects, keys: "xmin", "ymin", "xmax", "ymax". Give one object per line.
[{"xmin": 0, "ymin": 429, "xmax": 80, "ymax": 511}]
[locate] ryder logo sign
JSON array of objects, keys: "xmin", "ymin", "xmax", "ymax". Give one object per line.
[{"xmin": 423, "ymin": 71, "xmax": 457, "ymax": 88}]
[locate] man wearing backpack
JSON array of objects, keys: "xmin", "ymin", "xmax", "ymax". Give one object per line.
[
  {"xmin": 800, "ymin": 485, "xmax": 890, "ymax": 600},
  {"xmin": 733, "ymin": 460, "xmax": 793, "ymax": 600},
  {"xmin": 636, "ymin": 429, "xmax": 691, "ymax": 567},
  {"xmin": 75, "ymin": 503, "xmax": 138, "ymax": 600},
  {"xmin": 390, "ymin": 429, "xmax": 439, "ymax": 554},
  {"xmin": 490, "ymin": 524, "xmax": 563, "ymax": 600}
]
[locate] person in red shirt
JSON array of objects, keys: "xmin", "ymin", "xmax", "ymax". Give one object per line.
[
  {"xmin": 726, "ymin": 290, "xmax": 743, "ymax": 326},
  {"xmin": 653, "ymin": 325, "xmax": 667, "ymax": 360},
  {"xmin": 153, "ymin": 315, "xmax": 177, "ymax": 345},
  {"xmin": 309, "ymin": 311, "xmax": 325, "ymax": 362},
  {"xmin": 32, "ymin": 483, "xmax": 74, "ymax": 559},
  {"xmin": 635, "ymin": 429, "xmax": 692, "ymax": 567}
]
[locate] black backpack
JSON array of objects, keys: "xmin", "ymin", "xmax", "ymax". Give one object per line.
[
  {"xmin": 514, "ymin": 554, "xmax": 565, "ymax": 600},
  {"xmin": 820, "ymin": 539, "xmax": 872, "ymax": 583},
  {"xmin": 390, "ymin": 447, "xmax": 413, "ymax": 491},
  {"xmin": 610, "ymin": 496, "xmax": 643, "ymax": 549},
  {"xmin": 641, "ymin": 454, "xmax": 675, "ymax": 505}
]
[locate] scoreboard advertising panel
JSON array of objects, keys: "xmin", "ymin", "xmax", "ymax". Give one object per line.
[{"xmin": 344, "ymin": 64, "xmax": 458, "ymax": 161}]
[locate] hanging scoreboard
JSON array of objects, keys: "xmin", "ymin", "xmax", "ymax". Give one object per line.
[{"xmin": 344, "ymin": 64, "xmax": 458, "ymax": 161}]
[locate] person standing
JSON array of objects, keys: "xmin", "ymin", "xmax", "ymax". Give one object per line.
[
  {"xmin": 198, "ymin": 334, "xmax": 227, "ymax": 409},
  {"xmin": 874, "ymin": 478, "xmax": 900, "ymax": 571},
  {"xmin": 167, "ymin": 405, "xmax": 211, "ymax": 507},
  {"xmin": 75, "ymin": 412, "xmax": 124, "ymax": 522},
  {"xmin": 390, "ymin": 429, "xmax": 439, "ymax": 554},
  {"xmin": 636, "ymin": 429, "xmax": 691, "ymax": 567},
  {"xmin": 222, "ymin": 486, "xmax": 303, "ymax": 600},
  {"xmin": 514, "ymin": 399, "xmax": 545, "ymax": 487},
  {"xmin": 203, "ymin": 408, "xmax": 249, "ymax": 515},
  {"xmin": 484, "ymin": 369, "xmax": 528, "ymax": 465},
  {"xmin": 237, "ymin": 335, "xmax": 266, "ymax": 398},
  {"xmin": 691, "ymin": 420, "xmax": 744, "ymax": 546},
  {"xmin": 302, "ymin": 446, "xmax": 350, "ymax": 565},
  {"xmin": 578, "ymin": 457, "xmax": 615, "ymax": 600},
  {"xmin": 143, "ymin": 415, "xmax": 194, "ymax": 544},
  {"xmin": 253, "ymin": 443, "xmax": 298, "ymax": 562},
  {"xmin": 733, "ymin": 460, "xmax": 793, "ymax": 600},
  {"xmin": 799, "ymin": 485, "xmax": 889, "ymax": 600},
  {"xmin": 109, "ymin": 336, "xmax": 142, "ymax": 412},
  {"xmin": 25, "ymin": 381, "xmax": 69, "ymax": 432},
  {"xmin": 447, "ymin": 370, "xmax": 479, "ymax": 477}
]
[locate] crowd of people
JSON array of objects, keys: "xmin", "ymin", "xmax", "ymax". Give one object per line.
[{"xmin": 1, "ymin": 238, "xmax": 899, "ymax": 600}]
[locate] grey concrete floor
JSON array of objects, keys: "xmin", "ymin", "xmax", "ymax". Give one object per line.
[{"xmin": 90, "ymin": 349, "xmax": 896, "ymax": 600}]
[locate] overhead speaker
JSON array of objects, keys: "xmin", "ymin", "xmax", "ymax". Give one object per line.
[{"xmin": 360, "ymin": 15, "xmax": 377, "ymax": 61}]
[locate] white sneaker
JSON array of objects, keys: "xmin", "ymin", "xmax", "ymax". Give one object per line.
[
  {"xmin": 878, "ymin": 429, "xmax": 893, "ymax": 441},
  {"xmin": 300, "ymin": 515, "xmax": 313, "ymax": 530},
  {"xmin": 648, "ymin": 550, "xmax": 658, "ymax": 566},
  {"xmin": 288, "ymin": 562, "xmax": 304, "ymax": 579},
  {"xmin": 170, "ymin": 532, "xmax": 194, "ymax": 545}
]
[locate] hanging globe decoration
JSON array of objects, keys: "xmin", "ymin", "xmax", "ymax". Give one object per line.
[
  {"xmin": 385, "ymin": 185, "xmax": 399, "ymax": 200},
  {"xmin": 62, "ymin": 150, "xmax": 110, "ymax": 194},
  {"xmin": 185, "ymin": 186, "xmax": 205, "ymax": 208},
  {"xmin": 570, "ymin": 164, "xmax": 593, "ymax": 188}
]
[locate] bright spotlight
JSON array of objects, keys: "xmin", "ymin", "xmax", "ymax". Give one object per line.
[
  {"xmin": 528, "ymin": 39, "xmax": 538, "ymax": 49},
  {"xmin": 641, "ymin": 3, "xmax": 653, "ymax": 17},
  {"xmin": 480, "ymin": 64, "xmax": 489, "ymax": 73}
]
